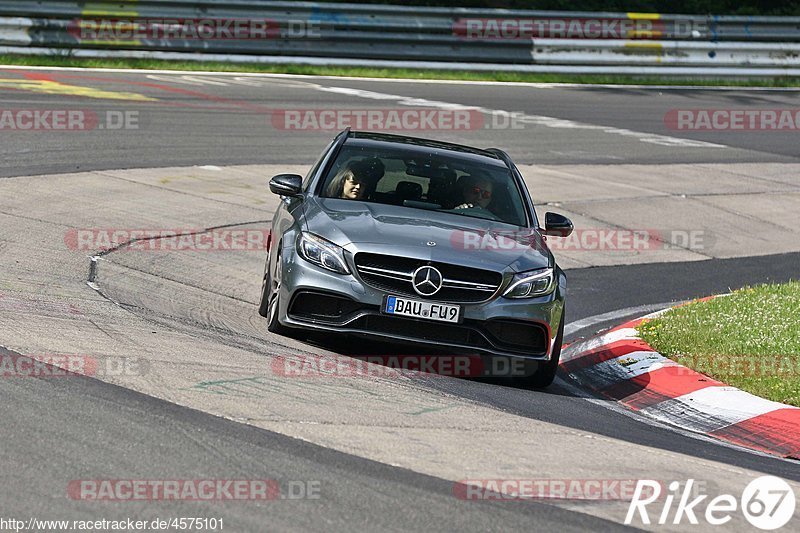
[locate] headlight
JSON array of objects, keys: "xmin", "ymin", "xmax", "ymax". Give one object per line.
[
  {"xmin": 297, "ymin": 232, "xmax": 350, "ymax": 275},
  {"xmin": 503, "ymin": 268, "xmax": 555, "ymax": 299}
]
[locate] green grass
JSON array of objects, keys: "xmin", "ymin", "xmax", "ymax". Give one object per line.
[
  {"xmin": 2, "ymin": 54, "xmax": 800, "ymax": 87},
  {"xmin": 638, "ymin": 281, "xmax": 800, "ymax": 407}
]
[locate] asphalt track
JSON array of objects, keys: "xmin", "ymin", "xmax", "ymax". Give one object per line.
[
  {"xmin": 1, "ymin": 67, "xmax": 799, "ymax": 178},
  {"xmin": 1, "ymin": 67, "xmax": 799, "ymax": 532},
  {"xmin": 0, "ymin": 347, "xmax": 624, "ymax": 532}
]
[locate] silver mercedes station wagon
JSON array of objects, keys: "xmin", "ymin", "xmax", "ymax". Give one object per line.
[{"xmin": 258, "ymin": 129, "xmax": 573, "ymax": 388}]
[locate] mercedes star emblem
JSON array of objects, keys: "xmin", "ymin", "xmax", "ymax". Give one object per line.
[{"xmin": 412, "ymin": 266, "xmax": 443, "ymax": 296}]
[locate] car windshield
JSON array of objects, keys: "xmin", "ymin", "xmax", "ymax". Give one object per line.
[{"xmin": 319, "ymin": 144, "xmax": 529, "ymax": 227}]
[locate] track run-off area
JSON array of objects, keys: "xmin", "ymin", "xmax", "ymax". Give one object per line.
[{"xmin": 1, "ymin": 67, "xmax": 799, "ymax": 531}]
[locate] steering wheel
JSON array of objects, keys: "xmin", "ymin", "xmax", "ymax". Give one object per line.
[{"xmin": 452, "ymin": 204, "xmax": 501, "ymax": 221}]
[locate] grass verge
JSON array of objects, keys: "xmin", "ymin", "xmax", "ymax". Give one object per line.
[
  {"xmin": 638, "ymin": 281, "xmax": 800, "ymax": 407},
  {"xmin": 1, "ymin": 54, "xmax": 800, "ymax": 87}
]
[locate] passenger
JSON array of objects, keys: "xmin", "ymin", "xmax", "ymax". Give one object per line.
[{"xmin": 325, "ymin": 159, "xmax": 382, "ymax": 200}]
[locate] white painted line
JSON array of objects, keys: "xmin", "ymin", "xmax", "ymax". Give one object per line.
[
  {"xmin": 569, "ymin": 350, "xmax": 677, "ymax": 389},
  {"xmin": 562, "ymin": 327, "xmax": 641, "ymax": 361},
  {"xmin": 558, "ymin": 297, "xmax": 800, "ymax": 461},
  {"xmin": 0, "ymin": 60, "xmax": 726, "ymax": 148},
  {"xmin": 2, "ymin": 63, "xmax": 800, "ymax": 91},
  {"xmin": 641, "ymin": 386, "xmax": 794, "ymax": 433},
  {"xmin": 145, "ymin": 74, "xmax": 283, "ymax": 88},
  {"xmin": 315, "ymin": 85, "xmax": 727, "ymax": 149},
  {"xmin": 564, "ymin": 301, "xmax": 680, "ymax": 337},
  {"xmin": 553, "ymin": 374, "xmax": 797, "ymax": 462}
]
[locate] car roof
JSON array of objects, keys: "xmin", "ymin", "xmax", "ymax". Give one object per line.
[{"xmin": 346, "ymin": 131, "xmax": 508, "ymax": 168}]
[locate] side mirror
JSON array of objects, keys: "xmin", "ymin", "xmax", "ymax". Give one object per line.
[
  {"xmin": 543, "ymin": 212, "xmax": 573, "ymax": 237},
  {"xmin": 269, "ymin": 174, "xmax": 303, "ymax": 197}
]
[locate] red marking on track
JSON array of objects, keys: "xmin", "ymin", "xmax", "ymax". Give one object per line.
[
  {"xmin": 599, "ymin": 366, "xmax": 723, "ymax": 410},
  {"xmin": 560, "ymin": 339, "xmax": 653, "ymax": 373},
  {"xmin": 610, "ymin": 318, "xmax": 647, "ymax": 331},
  {"xmin": 20, "ymin": 71, "xmax": 52, "ymax": 81},
  {"xmin": 710, "ymin": 408, "xmax": 800, "ymax": 459},
  {"xmin": 560, "ymin": 293, "xmax": 796, "ymax": 459},
  {"xmin": 0, "ymin": 70, "xmax": 263, "ymax": 111},
  {"xmin": 50, "ymin": 72, "xmax": 272, "ymax": 112}
]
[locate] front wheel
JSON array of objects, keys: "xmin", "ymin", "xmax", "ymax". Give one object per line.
[
  {"xmin": 257, "ymin": 253, "xmax": 272, "ymax": 318},
  {"xmin": 258, "ymin": 250, "xmax": 291, "ymax": 335}
]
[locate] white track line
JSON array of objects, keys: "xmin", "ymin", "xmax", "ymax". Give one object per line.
[
  {"xmin": 0, "ymin": 63, "xmax": 798, "ymax": 91},
  {"xmin": 564, "ymin": 301, "xmax": 681, "ymax": 337},
  {"xmin": 641, "ymin": 387, "xmax": 796, "ymax": 433},
  {"xmin": 554, "ymin": 374, "xmax": 796, "ymax": 462},
  {"xmin": 312, "ymin": 85, "xmax": 726, "ymax": 148}
]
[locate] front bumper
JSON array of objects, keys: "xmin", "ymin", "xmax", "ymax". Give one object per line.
[{"xmin": 276, "ymin": 243, "xmax": 565, "ymax": 361}]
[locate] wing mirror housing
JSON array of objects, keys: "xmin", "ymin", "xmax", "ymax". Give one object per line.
[
  {"xmin": 269, "ymin": 174, "xmax": 303, "ymax": 198},
  {"xmin": 543, "ymin": 212, "xmax": 574, "ymax": 237}
]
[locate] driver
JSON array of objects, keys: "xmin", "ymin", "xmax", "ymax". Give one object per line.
[{"xmin": 453, "ymin": 174, "xmax": 494, "ymax": 211}]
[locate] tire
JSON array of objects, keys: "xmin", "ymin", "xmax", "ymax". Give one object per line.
[
  {"xmin": 525, "ymin": 309, "xmax": 565, "ymax": 389},
  {"xmin": 257, "ymin": 253, "xmax": 272, "ymax": 318},
  {"xmin": 258, "ymin": 249, "xmax": 291, "ymax": 335}
]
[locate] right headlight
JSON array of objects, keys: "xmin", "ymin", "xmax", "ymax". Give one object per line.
[
  {"xmin": 297, "ymin": 232, "xmax": 350, "ymax": 275},
  {"xmin": 503, "ymin": 268, "xmax": 555, "ymax": 299}
]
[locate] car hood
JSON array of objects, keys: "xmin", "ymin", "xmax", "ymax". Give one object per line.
[{"xmin": 303, "ymin": 198, "xmax": 552, "ymax": 272}]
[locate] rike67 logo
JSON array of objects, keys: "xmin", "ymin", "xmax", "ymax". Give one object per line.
[{"xmin": 626, "ymin": 477, "xmax": 796, "ymax": 530}]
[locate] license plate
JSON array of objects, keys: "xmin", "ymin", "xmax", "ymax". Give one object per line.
[{"xmin": 384, "ymin": 296, "xmax": 461, "ymax": 323}]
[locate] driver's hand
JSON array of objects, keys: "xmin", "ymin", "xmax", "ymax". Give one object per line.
[{"xmin": 454, "ymin": 203, "xmax": 474, "ymax": 210}]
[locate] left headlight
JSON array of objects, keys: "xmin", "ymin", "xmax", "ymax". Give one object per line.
[
  {"xmin": 297, "ymin": 232, "xmax": 350, "ymax": 275},
  {"xmin": 503, "ymin": 268, "xmax": 555, "ymax": 299}
]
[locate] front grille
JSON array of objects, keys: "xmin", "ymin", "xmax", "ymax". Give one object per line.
[
  {"xmin": 353, "ymin": 315, "xmax": 492, "ymax": 349},
  {"xmin": 354, "ymin": 253, "xmax": 502, "ymax": 303},
  {"xmin": 346, "ymin": 314, "xmax": 548, "ymax": 356}
]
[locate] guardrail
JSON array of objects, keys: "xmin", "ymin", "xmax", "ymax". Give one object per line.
[{"xmin": 0, "ymin": 1, "xmax": 799, "ymax": 77}]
